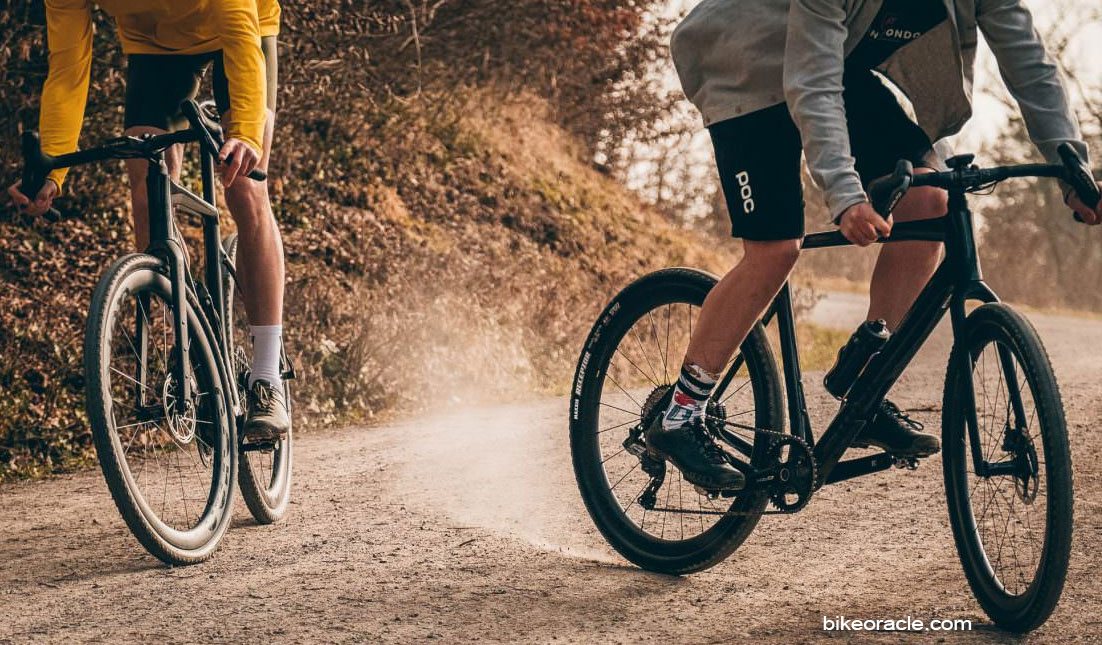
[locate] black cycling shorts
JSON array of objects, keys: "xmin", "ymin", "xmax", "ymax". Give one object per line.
[
  {"xmin": 710, "ymin": 69, "xmax": 935, "ymax": 241},
  {"xmin": 124, "ymin": 36, "xmax": 278, "ymax": 133}
]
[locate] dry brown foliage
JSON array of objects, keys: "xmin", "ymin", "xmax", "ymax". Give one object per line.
[{"xmin": 0, "ymin": 1, "xmax": 699, "ymax": 478}]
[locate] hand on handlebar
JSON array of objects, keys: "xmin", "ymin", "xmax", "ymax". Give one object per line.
[
  {"xmin": 1066, "ymin": 181, "xmax": 1102, "ymax": 225},
  {"xmin": 840, "ymin": 202, "xmax": 893, "ymax": 246},
  {"xmin": 7, "ymin": 178, "xmax": 58, "ymax": 217},
  {"xmin": 218, "ymin": 138, "xmax": 261, "ymax": 188}
]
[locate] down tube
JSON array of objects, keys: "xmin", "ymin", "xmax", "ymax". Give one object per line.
[{"xmin": 812, "ymin": 262, "xmax": 954, "ymax": 480}]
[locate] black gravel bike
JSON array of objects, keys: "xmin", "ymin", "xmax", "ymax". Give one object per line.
[
  {"xmin": 570, "ymin": 146, "xmax": 1100, "ymax": 632},
  {"xmin": 19, "ymin": 100, "xmax": 295, "ymax": 565}
]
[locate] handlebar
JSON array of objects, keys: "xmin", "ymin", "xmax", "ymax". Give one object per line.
[
  {"xmin": 16, "ymin": 99, "xmax": 266, "ymax": 221},
  {"xmin": 868, "ymin": 143, "xmax": 1100, "ymax": 221}
]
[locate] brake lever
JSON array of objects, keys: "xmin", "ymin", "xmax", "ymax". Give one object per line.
[
  {"xmin": 1058, "ymin": 143, "xmax": 1099, "ymax": 222},
  {"xmin": 868, "ymin": 159, "xmax": 914, "ymax": 218},
  {"xmin": 180, "ymin": 99, "xmax": 267, "ymax": 182}
]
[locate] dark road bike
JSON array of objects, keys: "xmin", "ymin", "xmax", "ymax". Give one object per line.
[
  {"xmin": 19, "ymin": 100, "xmax": 295, "ymax": 565},
  {"xmin": 570, "ymin": 145, "xmax": 1100, "ymax": 632}
]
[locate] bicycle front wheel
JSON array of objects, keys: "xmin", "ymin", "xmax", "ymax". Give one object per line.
[
  {"xmin": 942, "ymin": 303, "xmax": 1073, "ymax": 632},
  {"xmin": 570, "ymin": 268, "xmax": 784, "ymax": 574},
  {"xmin": 85, "ymin": 253, "xmax": 236, "ymax": 565}
]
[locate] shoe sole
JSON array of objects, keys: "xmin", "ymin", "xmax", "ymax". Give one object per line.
[
  {"xmin": 851, "ymin": 440, "xmax": 941, "ymax": 459},
  {"xmin": 242, "ymin": 426, "xmax": 289, "ymax": 442},
  {"xmin": 642, "ymin": 446, "xmax": 746, "ymax": 492}
]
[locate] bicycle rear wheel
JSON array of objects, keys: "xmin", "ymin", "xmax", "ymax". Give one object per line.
[
  {"xmin": 85, "ymin": 253, "xmax": 236, "ymax": 565},
  {"xmin": 223, "ymin": 234, "xmax": 293, "ymax": 524},
  {"xmin": 942, "ymin": 303, "xmax": 1073, "ymax": 632},
  {"xmin": 570, "ymin": 268, "xmax": 784, "ymax": 574}
]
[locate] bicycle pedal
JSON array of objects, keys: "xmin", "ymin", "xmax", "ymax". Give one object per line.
[
  {"xmin": 892, "ymin": 456, "xmax": 920, "ymax": 470},
  {"xmin": 623, "ymin": 435, "xmax": 647, "ymax": 458},
  {"xmin": 241, "ymin": 441, "xmax": 276, "ymax": 453},
  {"xmin": 693, "ymin": 485, "xmax": 720, "ymax": 500}
]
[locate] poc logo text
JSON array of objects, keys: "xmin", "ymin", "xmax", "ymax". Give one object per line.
[{"xmin": 735, "ymin": 171, "xmax": 754, "ymax": 214}]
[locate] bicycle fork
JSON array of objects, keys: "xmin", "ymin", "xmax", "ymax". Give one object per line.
[{"xmin": 146, "ymin": 156, "xmax": 192, "ymax": 403}]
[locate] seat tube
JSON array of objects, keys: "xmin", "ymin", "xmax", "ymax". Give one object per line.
[
  {"xmin": 147, "ymin": 157, "xmax": 191, "ymax": 402},
  {"xmin": 775, "ymin": 284, "xmax": 813, "ymax": 445}
]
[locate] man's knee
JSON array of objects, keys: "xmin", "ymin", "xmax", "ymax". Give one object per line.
[
  {"xmin": 895, "ymin": 186, "xmax": 948, "ymax": 223},
  {"xmin": 224, "ymin": 179, "xmax": 270, "ymax": 228},
  {"xmin": 742, "ymin": 238, "xmax": 802, "ymax": 271}
]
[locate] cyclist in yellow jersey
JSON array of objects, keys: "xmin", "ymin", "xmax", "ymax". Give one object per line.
[{"xmin": 8, "ymin": 0, "xmax": 291, "ymax": 438}]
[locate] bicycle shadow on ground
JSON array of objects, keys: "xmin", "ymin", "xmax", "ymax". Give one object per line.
[
  {"xmin": 0, "ymin": 521, "xmax": 161, "ymax": 590},
  {"xmin": 0, "ymin": 472, "xmax": 169, "ymax": 590}
]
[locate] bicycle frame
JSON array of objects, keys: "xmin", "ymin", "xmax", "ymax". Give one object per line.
[
  {"xmin": 28, "ymin": 127, "xmax": 242, "ymax": 421},
  {"xmin": 143, "ymin": 143, "xmax": 243, "ymax": 416},
  {"xmin": 712, "ymin": 169, "xmax": 1037, "ymax": 489}
]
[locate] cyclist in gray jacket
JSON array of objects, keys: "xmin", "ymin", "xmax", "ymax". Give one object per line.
[{"xmin": 645, "ymin": 0, "xmax": 1102, "ymax": 492}]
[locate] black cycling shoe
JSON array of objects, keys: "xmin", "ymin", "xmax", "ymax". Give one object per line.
[
  {"xmin": 853, "ymin": 400, "xmax": 940, "ymax": 457},
  {"xmin": 644, "ymin": 416, "xmax": 746, "ymax": 491}
]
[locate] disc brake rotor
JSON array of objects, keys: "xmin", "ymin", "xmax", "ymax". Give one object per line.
[
  {"xmin": 162, "ymin": 369, "xmax": 198, "ymax": 445},
  {"xmin": 1004, "ymin": 425, "xmax": 1040, "ymax": 504}
]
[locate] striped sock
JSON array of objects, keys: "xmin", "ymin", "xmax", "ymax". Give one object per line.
[{"xmin": 662, "ymin": 363, "xmax": 719, "ymax": 431}]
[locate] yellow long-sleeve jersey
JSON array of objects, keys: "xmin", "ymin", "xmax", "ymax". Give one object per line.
[{"xmin": 41, "ymin": 0, "xmax": 281, "ymax": 187}]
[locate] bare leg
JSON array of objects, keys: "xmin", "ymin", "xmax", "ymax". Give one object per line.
[
  {"xmin": 223, "ymin": 109, "xmax": 283, "ymax": 326},
  {"xmin": 684, "ymin": 239, "xmax": 802, "ymax": 374},
  {"xmin": 123, "ymin": 127, "xmax": 184, "ymax": 251},
  {"xmin": 866, "ymin": 170, "xmax": 947, "ymax": 330}
]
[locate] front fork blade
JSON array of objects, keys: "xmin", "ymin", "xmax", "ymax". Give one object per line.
[
  {"xmin": 135, "ymin": 292, "xmax": 151, "ymax": 407},
  {"xmin": 165, "ymin": 244, "xmax": 191, "ymax": 402}
]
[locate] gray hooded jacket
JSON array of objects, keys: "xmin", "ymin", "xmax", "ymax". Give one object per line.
[{"xmin": 671, "ymin": 0, "xmax": 1090, "ymax": 219}]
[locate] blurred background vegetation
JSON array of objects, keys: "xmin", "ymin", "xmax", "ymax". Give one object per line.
[{"xmin": 1, "ymin": 0, "xmax": 1099, "ymax": 480}]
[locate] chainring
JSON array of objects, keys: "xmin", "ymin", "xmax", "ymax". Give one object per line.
[{"xmin": 766, "ymin": 434, "xmax": 816, "ymax": 513}]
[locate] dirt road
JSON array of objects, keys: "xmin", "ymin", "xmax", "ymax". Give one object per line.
[{"xmin": 3, "ymin": 295, "xmax": 1102, "ymax": 643}]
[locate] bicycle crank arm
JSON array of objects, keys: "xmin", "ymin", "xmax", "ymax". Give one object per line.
[{"xmin": 822, "ymin": 453, "xmax": 895, "ymax": 485}]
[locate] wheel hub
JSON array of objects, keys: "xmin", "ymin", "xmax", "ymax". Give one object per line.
[
  {"xmin": 163, "ymin": 373, "xmax": 197, "ymax": 444},
  {"xmin": 1004, "ymin": 424, "xmax": 1040, "ymax": 504}
]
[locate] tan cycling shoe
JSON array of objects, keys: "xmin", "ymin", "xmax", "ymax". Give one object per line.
[{"xmin": 243, "ymin": 380, "xmax": 290, "ymax": 440}]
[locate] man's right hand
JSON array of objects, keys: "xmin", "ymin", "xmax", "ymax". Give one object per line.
[
  {"xmin": 7, "ymin": 179, "xmax": 58, "ymax": 217},
  {"xmin": 840, "ymin": 201, "xmax": 892, "ymax": 247}
]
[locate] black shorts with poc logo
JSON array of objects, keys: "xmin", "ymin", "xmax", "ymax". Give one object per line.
[{"xmin": 710, "ymin": 69, "xmax": 935, "ymax": 241}]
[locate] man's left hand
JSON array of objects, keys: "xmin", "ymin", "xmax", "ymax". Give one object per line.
[{"xmin": 218, "ymin": 138, "xmax": 261, "ymax": 188}]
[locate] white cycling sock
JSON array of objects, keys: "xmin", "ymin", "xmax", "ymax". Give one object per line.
[
  {"xmin": 662, "ymin": 363, "xmax": 719, "ymax": 431},
  {"xmin": 248, "ymin": 325, "xmax": 283, "ymax": 389}
]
